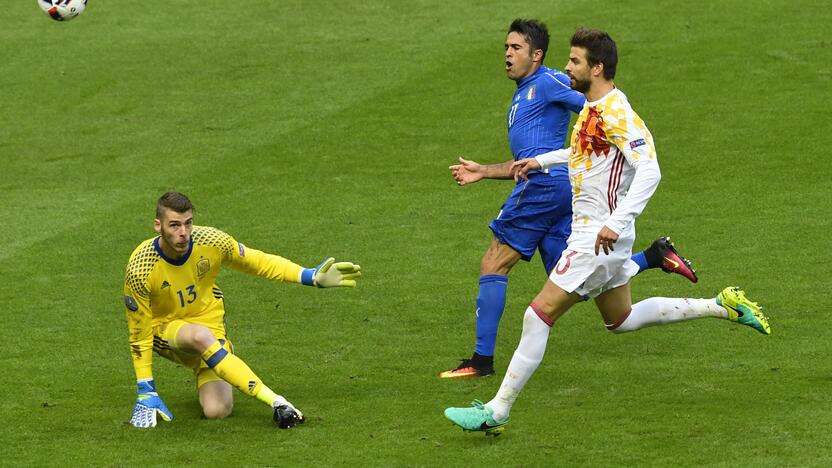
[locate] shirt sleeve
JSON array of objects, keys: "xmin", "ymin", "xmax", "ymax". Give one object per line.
[
  {"xmin": 124, "ymin": 269, "xmax": 153, "ymax": 381},
  {"xmin": 220, "ymin": 235, "xmax": 305, "ymax": 283},
  {"xmin": 543, "ymin": 72, "xmax": 586, "ymax": 113},
  {"xmin": 603, "ymin": 108, "xmax": 661, "ymax": 235},
  {"xmin": 535, "ymin": 148, "xmax": 571, "ymax": 169}
]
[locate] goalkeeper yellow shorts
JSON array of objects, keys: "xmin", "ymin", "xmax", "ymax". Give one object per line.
[{"xmin": 152, "ymin": 319, "xmax": 235, "ymax": 388}]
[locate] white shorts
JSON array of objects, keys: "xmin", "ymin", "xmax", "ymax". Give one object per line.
[{"xmin": 549, "ymin": 229, "xmax": 639, "ymax": 299}]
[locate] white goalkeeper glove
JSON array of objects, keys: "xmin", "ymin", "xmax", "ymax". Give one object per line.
[
  {"xmin": 129, "ymin": 379, "xmax": 173, "ymax": 428},
  {"xmin": 302, "ymin": 257, "xmax": 361, "ymax": 288}
]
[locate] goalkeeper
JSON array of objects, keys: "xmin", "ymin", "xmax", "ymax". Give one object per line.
[{"xmin": 123, "ymin": 192, "xmax": 361, "ymax": 429}]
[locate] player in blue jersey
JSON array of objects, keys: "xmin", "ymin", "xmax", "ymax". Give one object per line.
[{"xmin": 440, "ymin": 19, "xmax": 698, "ymax": 379}]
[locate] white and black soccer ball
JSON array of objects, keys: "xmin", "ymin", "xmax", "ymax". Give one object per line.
[{"xmin": 38, "ymin": 0, "xmax": 87, "ymax": 22}]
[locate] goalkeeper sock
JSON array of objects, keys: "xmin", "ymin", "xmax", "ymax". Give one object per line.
[
  {"xmin": 201, "ymin": 341, "xmax": 278, "ymax": 406},
  {"xmin": 488, "ymin": 305, "xmax": 551, "ymax": 422},
  {"xmin": 608, "ymin": 297, "xmax": 728, "ymax": 332},
  {"xmin": 474, "ymin": 274, "xmax": 509, "ymax": 357}
]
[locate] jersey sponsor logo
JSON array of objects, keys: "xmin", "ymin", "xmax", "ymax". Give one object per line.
[
  {"xmin": 526, "ymin": 85, "xmax": 536, "ymax": 100},
  {"xmin": 629, "ymin": 138, "xmax": 646, "ymax": 149},
  {"xmin": 124, "ymin": 295, "xmax": 139, "ymax": 311},
  {"xmin": 160, "ymin": 280, "xmax": 170, "ymax": 289},
  {"xmin": 238, "ymin": 242, "xmax": 246, "ymax": 257},
  {"xmin": 197, "ymin": 257, "xmax": 210, "ymax": 278}
]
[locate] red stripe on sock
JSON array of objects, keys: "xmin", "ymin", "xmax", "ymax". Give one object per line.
[
  {"xmin": 529, "ymin": 302, "xmax": 554, "ymax": 327},
  {"xmin": 605, "ymin": 308, "xmax": 632, "ymax": 330}
]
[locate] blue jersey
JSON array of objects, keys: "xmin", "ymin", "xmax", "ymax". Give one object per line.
[
  {"xmin": 506, "ymin": 66, "xmax": 585, "ymax": 175},
  {"xmin": 489, "ymin": 65, "xmax": 585, "ymax": 270}
]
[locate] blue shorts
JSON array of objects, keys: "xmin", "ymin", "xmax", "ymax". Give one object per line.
[{"xmin": 489, "ymin": 170, "xmax": 572, "ymax": 273}]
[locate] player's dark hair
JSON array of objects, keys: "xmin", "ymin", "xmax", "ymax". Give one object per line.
[
  {"xmin": 508, "ymin": 19, "xmax": 550, "ymax": 62},
  {"xmin": 156, "ymin": 191, "xmax": 193, "ymax": 219},
  {"xmin": 570, "ymin": 27, "xmax": 618, "ymax": 79}
]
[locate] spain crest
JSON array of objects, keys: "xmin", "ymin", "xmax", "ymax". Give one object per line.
[{"xmin": 197, "ymin": 257, "xmax": 210, "ymax": 278}]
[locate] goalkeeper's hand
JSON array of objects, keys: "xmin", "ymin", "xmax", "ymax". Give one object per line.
[
  {"xmin": 129, "ymin": 379, "xmax": 173, "ymax": 428},
  {"xmin": 312, "ymin": 257, "xmax": 361, "ymax": 288}
]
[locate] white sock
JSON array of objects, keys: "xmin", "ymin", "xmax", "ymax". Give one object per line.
[
  {"xmin": 610, "ymin": 297, "xmax": 727, "ymax": 333},
  {"xmin": 487, "ymin": 306, "xmax": 551, "ymax": 421}
]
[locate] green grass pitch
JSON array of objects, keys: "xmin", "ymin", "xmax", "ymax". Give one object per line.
[{"xmin": 1, "ymin": 0, "xmax": 830, "ymax": 465}]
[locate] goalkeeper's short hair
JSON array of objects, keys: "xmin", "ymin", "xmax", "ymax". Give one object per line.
[{"xmin": 156, "ymin": 191, "xmax": 193, "ymax": 219}]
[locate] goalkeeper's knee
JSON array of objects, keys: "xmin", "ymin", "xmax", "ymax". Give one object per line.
[{"xmin": 202, "ymin": 400, "xmax": 233, "ymax": 419}]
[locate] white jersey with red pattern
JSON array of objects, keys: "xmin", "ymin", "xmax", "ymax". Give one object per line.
[{"xmin": 536, "ymin": 88, "xmax": 661, "ymax": 251}]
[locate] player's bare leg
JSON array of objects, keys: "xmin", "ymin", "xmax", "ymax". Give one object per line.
[
  {"xmin": 199, "ymin": 381, "xmax": 233, "ymax": 419},
  {"xmin": 480, "ymin": 238, "xmax": 524, "ymax": 277},
  {"xmin": 445, "ymin": 279, "xmax": 581, "ymax": 434},
  {"xmin": 594, "ymin": 282, "xmax": 633, "ymax": 328},
  {"xmin": 441, "ymin": 239, "xmax": 522, "ymax": 379},
  {"xmin": 529, "ymin": 278, "xmax": 584, "ymax": 323}
]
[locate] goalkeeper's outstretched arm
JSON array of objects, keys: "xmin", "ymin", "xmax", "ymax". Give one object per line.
[
  {"xmin": 299, "ymin": 257, "xmax": 362, "ymax": 288},
  {"xmin": 220, "ymin": 232, "xmax": 361, "ymax": 288}
]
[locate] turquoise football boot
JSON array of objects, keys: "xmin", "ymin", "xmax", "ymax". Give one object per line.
[{"xmin": 444, "ymin": 400, "xmax": 508, "ymax": 436}]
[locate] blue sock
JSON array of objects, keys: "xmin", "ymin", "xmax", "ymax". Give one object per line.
[
  {"xmin": 631, "ymin": 252, "xmax": 649, "ymax": 273},
  {"xmin": 474, "ymin": 274, "xmax": 509, "ymax": 357}
]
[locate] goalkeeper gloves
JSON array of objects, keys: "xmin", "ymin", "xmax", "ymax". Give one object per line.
[
  {"xmin": 129, "ymin": 379, "xmax": 173, "ymax": 428},
  {"xmin": 301, "ymin": 257, "xmax": 362, "ymax": 288}
]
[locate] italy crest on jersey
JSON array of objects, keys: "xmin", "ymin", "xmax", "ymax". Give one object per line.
[{"xmin": 526, "ymin": 85, "xmax": 536, "ymax": 100}]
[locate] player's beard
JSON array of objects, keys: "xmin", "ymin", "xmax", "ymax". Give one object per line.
[{"xmin": 570, "ymin": 76, "xmax": 591, "ymax": 94}]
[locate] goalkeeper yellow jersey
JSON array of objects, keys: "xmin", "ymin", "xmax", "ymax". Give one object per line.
[{"xmin": 123, "ymin": 225, "xmax": 304, "ymax": 380}]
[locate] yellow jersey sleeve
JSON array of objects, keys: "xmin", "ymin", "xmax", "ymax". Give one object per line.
[
  {"xmin": 123, "ymin": 240, "xmax": 158, "ymax": 381},
  {"xmin": 192, "ymin": 226, "xmax": 305, "ymax": 283}
]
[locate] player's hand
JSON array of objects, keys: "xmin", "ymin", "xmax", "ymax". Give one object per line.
[
  {"xmin": 449, "ymin": 157, "xmax": 484, "ymax": 186},
  {"xmin": 510, "ymin": 158, "xmax": 541, "ymax": 182},
  {"xmin": 595, "ymin": 226, "xmax": 619, "ymax": 255},
  {"xmin": 313, "ymin": 257, "xmax": 362, "ymax": 288},
  {"xmin": 129, "ymin": 379, "xmax": 173, "ymax": 428}
]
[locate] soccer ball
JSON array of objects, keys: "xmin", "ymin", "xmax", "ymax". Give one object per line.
[{"xmin": 38, "ymin": 0, "xmax": 87, "ymax": 21}]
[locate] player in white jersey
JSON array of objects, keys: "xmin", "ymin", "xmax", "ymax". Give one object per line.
[
  {"xmin": 532, "ymin": 83, "xmax": 659, "ymax": 299},
  {"xmin": 444, "ymin": 27, "xmax": 771, "ymax": 435}
]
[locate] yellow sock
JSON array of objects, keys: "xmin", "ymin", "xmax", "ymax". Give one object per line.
[
  {"xmin": 201, "ymin": 341, "xmax": 277, "ymax": 406},
  {"xmin": 255, "ymin": 385, "xmax": 279, "ymax": 406}
]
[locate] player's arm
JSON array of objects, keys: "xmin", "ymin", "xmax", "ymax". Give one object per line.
[
  {"xmin": 603, "ymin": 115, "xmax": 661, "ymax": 237},
  {"xmin": 224, "ymin": 236, "xmax": 361, "ymax": 288},
  {"xmin": 124, "ymin": 280, "xmax": 173, "ymax": 428},
  {"xmin": 510, "ymin": 148, "xmax": 570, "ymax": 181},
  {"xmin": 545, "ymin": 72, "xmax": 586, "ymax": 113},
  {"xmin": 449, "ymin": 157, "xmax": 515, "ymax": 185},
  {"xmin": 124, "ymin": 283, "xmax": 153, "ymax": 387}
]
